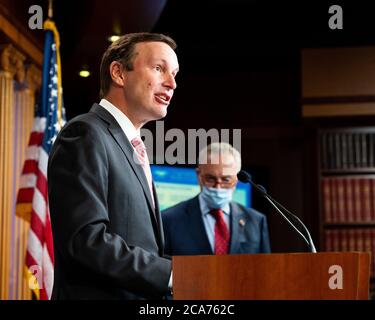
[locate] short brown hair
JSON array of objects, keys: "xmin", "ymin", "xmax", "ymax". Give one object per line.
[{"xmin": 99, "ymin": 32, "xmax": 177, "ymax": 98}]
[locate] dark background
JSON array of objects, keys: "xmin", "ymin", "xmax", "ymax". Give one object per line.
[{"xmin": 3, "ymin": 0, "xmax": 375, "ymax": 253}]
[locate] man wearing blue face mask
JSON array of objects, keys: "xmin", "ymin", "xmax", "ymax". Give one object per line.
[{"xmin": 162, "ymin": 142, "xmax": 271, "ymax": 256}]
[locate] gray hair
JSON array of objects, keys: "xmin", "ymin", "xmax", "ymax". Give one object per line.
[{"xmin": 198, "ymin": 142, "xmax": 241, "ymax": 173}]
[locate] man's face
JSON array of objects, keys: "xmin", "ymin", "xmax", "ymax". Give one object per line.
[
  {"xmin": 123, "ymin": 41, "xmax": 179, "ymax": 123},
  {"xmin": 197, "ymin": 154, "xmax": 238, "ymax": 190}
]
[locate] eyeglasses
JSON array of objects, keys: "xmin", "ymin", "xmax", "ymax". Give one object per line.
[{"xmin": 201, "ymin": 174, "xmax": 237, "ymax": 188}]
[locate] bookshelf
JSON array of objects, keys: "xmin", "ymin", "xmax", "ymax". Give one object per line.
[{"xmin": 319, "ymin": 127, "xmax": 375, "ymax": 295}]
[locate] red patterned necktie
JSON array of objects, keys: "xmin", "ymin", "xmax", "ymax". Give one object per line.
[
  {"xmin": 131, "ymin": 136, "xmax": 154, "ymax": 207},
  {"xmin": 210, "ymin": 208, "xmax": 230, "ymax": 255}
]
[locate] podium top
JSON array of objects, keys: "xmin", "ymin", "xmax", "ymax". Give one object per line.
[{"xmin": 172, "ymin": 252, "xmax": 371, "ymax": 300}]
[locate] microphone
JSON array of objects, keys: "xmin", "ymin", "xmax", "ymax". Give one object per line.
[{"xmin": 237, "ymin": 170, "xmax": 317, "ymax": 253}]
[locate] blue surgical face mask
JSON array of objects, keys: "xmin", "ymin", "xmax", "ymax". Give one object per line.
[{"xmin": 201, "ymin": 186, "xmax": 234, "ymax": 209}]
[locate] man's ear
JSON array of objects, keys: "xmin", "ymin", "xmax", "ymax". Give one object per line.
[
  {"xmin": 196, "ymin": 168, "xmax": 201, "ymax": 179},
  {"xmin": 109, "ymin": 61, "xmax": 126, "ymax": 87},
  {"xmin": 196, "ymin": 168, "xmax": 203, "ymax": 186},
  {"xmin": 196, "ymin": 171, "xmax": 204, "ymax": 192}
]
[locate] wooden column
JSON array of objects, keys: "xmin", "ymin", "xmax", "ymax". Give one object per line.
[
  {"xmin": 11, "ymin": 64, "xmax": 40, "ymax": 300},
  {"xmin": 0, "ymin": 44, "xmax": 25, "ymax": 300}
]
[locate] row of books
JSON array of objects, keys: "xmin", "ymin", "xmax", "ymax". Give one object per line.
[
  {"xmin": 324, "ymin": 228, "xmax": 375, "ymax": 277},
  {"xmin": 320, "ymin": 131, "xmax": 375, "ymax": 170},
  {"xmin": 321, "ymin": 177, "xmax": 375, "ymax": 223}
]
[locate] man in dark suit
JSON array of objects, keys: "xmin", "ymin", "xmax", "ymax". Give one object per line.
[
  {"xmin": 162, "ymin": 143, "xmax": 271, "ymax": 256},
  {"xmin": 48, "ymin": 33, "xmax": 179, "ymax": 299}
]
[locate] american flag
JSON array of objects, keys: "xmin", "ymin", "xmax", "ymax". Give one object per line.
[{"xmin": 16, "ymin": 20, "xmax": 65, "ymax": 300}]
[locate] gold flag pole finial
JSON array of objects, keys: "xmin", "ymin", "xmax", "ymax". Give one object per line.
[{"xmin": 48, "ymin": 0, "xmax": 54, "ymax": 19}]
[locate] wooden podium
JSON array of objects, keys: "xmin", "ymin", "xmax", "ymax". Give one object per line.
[{"xmin": 172, "ymin": 252, "xmax": 370, "ymax": 300}]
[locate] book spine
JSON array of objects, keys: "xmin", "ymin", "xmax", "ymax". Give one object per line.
[
  {"xmin": 364, "ymin": 229, "xmax": 372, "ymax": 254},
  {"xmin": 347, "ymin": 133, "xmax": 354, "ymax": 168},
  {"xmin": 355, "ymin": 229, "xmax": 364, "ymax": 252},
  {"xmin": 342, "ymin": 133, "xmax": 348, "ymax": 169},
  {"xmin": 332, "ymin": 229, "xmax": 340, "ymax": 252},
  {"xmin": 335, "ymin": 133, "xmax": 342, "ymax": 169},
  {"xmin": 337, "ymin": 178, "xmax": 345, "ymax": 223},
  {"xmin": 348, "ymin": 228, "xmax": 356, "ymax": 252},
  {"xmin": 328, "ymin": 133, "xmax": 334, "ymax": 169},
  {"xmin": 330, "ymin": 178, "xmax": 337, "ymax": 223},
  {"xmin": 369, "ymin": 134, "xmax": 374, "ymax": 167},
  {"xmin": 362, "ymin": 133, "xmax": 368, "ymax": 167},
  {"xmin": 362, "ymin": 178, "xmax": 372, "ymax": 222},
  {"xmin": 321, "ymin": 133, "xmax": 328, "ymax": 170},
  {"xmin": 355, "ymin": 133, "xmax": 361, "ymax": 168},
  {"xmin": 322, "ymin": 178, "xmax": 332, "ymax": 223},
  {"xmin": 345, "ymin": 178, "xmax": 354, "ymax": 222},
  {"xmin": 353, "ymin": 178, "xmax": 362, "ymax": 222},
  {"xmin": 341, "ymin": 229, "xmax": 348, "ymax": 251},
  {"xmin": 325, "ymin": 229, "xmax": 332, "ymax": 252}
]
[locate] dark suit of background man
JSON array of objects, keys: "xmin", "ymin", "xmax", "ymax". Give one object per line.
[
  {"xmin": 48, "ymin": 33, "xmax": 179, "ymax": 299},
  {"xmin": 162, "ymin": 142, "xmax": 271, "ymax": 256}
]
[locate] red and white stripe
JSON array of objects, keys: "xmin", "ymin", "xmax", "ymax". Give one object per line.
[
  {"xmin": 16, "ymin": 118, "xmax": 45, "ymax": 205},
  {"xmin": 17, "ymin": 117, "xmax": 54, "ymax": 300}
]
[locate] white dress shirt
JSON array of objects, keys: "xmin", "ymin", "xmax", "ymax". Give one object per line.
[{"xmin": 99, "ymin": 98, "xmax": 139, "ymax": 142}]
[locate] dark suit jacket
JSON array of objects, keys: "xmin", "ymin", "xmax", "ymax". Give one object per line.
[
  {"xmin": 48, "ymin": 104, "xmax": 171, "ymax": 300},
  {"xmin": 162, "ymin": 196, "xmax": 271, "ymax": 255}
]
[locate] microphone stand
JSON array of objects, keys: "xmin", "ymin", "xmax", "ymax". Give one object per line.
[{"xmin": 239, "ymin": 171, "xmax": 317, "ymax": 253}]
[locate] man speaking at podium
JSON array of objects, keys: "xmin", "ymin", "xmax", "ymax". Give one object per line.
[
  {"xmin": 162, "ymin": 142, "xmax": 271, "ymax": 256},
  {"xmin": 48, "ymin": 33, "xmax": 179, "ymax": 299}
]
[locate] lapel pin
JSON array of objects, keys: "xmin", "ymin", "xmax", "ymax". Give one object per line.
[{"xmin": 239, "ymin": 219, "xmax": 246, "ymax": 227}]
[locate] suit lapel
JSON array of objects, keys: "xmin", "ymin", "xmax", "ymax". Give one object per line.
[
  {"xmin": 107, "ymin": 124, "xmax": 155, "ymax": 211},
  {"xmin": 90, "ymin": 104, "xmax": 161, "ymax": 241},
  {"xmin": 188, "ymin": 197, "xmax": 213, "ymax": 254}
]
